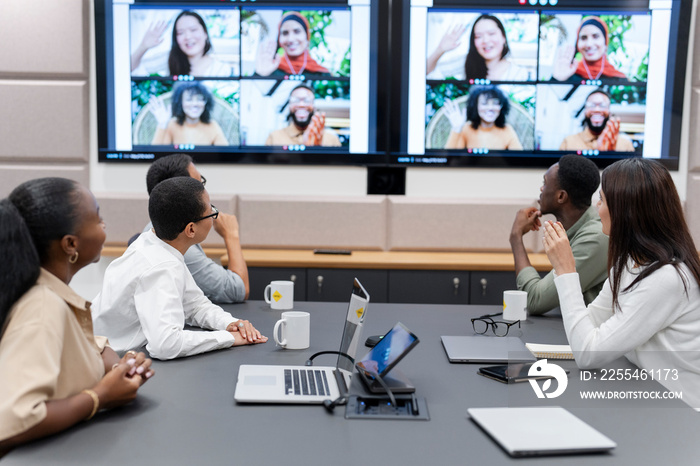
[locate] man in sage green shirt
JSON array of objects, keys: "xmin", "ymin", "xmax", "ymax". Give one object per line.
[{"xmin": 509, "ymin": 155, "xmax": 608, "ymax": 315}]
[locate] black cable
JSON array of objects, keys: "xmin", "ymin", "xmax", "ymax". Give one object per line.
[
  {"xmin": 354, "ymin": 362, "xmax": 397, "ymax": 408},
  {"xmin": 305, "ymin": 350, "xmax": 354, "ymax": 366}
]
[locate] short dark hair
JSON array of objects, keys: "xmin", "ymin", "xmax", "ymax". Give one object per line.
[
  {"xmin": 0, "ymin": 178, "xmax": 82, "ymax": 332},
  {"xmin": 146, "ymin": 153, "xmax": 193, "ymax": 195},
  {"xmin": 557, "ymin": 154, "xmax": 600, "ymax": 209},
  {"xmin": 466, "ymin": 85, "xmax": 509, "ymax": 129},
  {"xmin": 171, "ymin": 81, "xmax": 214, "ymax": 126},
  {"xmin": 149, "ymin": 177, "xmax": 207, "ymax": 241}
]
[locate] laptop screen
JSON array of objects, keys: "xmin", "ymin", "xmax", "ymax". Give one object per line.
[{"xmin": 335, "ymin": 278, "xmax": 370, "ymax": 373}]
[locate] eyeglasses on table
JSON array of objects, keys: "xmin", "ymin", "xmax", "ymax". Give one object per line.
[{"xmin": 471, "ymin": 312, "xmax": 521, "ymax": 337}]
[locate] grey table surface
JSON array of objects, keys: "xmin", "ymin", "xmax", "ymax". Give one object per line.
[{"xmin": 5, "ymin": 300, "xmax": 700, "ymax": 465}]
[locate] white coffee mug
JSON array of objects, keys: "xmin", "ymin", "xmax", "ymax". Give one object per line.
[
  {"xmin": 503, "ymin": 290, "xmax": 528, "ymax": 321},
  {"xmin": 264, "ymin": 280, "xmax": 294, "ymax": 310},
  {"xmin": 273, "ymin": 311, "xmax": 310, "ymax": 349}
]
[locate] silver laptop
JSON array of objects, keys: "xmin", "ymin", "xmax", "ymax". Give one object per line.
[
  {"xmin": 441, "ymin": 336, "xmax": 536, "ymax": 363},
  {"xmin": 468, "ymin": 406, "xmax": 617, "ymax": 457},
  {"xmin": 234, "ymin": 278, "xmax": 369, "ymax": 404}
]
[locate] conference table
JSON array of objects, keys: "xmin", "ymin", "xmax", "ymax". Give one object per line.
[{"xmin": 5, "ymin": 300, "xmax": 700, "ymax": 465}]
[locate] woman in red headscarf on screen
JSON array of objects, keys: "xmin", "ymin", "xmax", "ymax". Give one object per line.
[
  {"xmin": 552, "ymin": 16, "xmax": 627, "ymax": 82},
  {"xmin": 255, "ymin": 12, "xmax": 331, "ymax": 77}
]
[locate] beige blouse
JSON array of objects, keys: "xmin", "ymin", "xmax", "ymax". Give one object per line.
[
  {"xmin": 445, "ymin": 123, "xmax": 523, "ymax": 150},
  {"xmin": 0, "ymin": 268, "xmax": 106, "ymax": 441}
]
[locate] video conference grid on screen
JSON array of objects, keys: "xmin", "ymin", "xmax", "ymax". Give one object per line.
[
  {"xmin": 404, "ymin": 0, "xmax": 685, "ymax": 164},
  {"xmin": 99, "ymin": 0, "xmax": 373, "ymax": 160}
]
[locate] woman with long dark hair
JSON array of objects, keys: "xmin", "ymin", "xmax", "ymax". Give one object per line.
[
  {"xmin": 543, "ymin": 158, "xmax": 700, "ymax": 408},
  {"xmin": 131, "ymin": 11, "xmax": 233, "ymax": 77},
  {"xmin": 427, "ymin": 14, "xmax": 530, "ymax": 81},
  {"xmin": 0, "ymin": 178, "xmax": 154, "ymax": 453}
]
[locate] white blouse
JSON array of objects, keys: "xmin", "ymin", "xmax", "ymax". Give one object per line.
[{"xmin": 554, "ymin": 262, "xmax": 700, "ymax": 409}]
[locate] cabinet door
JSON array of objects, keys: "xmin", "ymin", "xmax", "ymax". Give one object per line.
[
  {"xmin": 248, "ymin": 267, "xmax": 307, "ymax": 301},
  {"xmin": 469, "ymin": 271, "xmax": 517, "ymax": 305},
  {"xmin": 388, "ymin": 270, "xmax": 470, "ymax": 304},
  {"xmin": 307, "ymin": 269, "xmax": 388, "ymax": 303}
]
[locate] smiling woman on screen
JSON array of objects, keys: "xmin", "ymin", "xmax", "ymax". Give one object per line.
[
  {"xmin": 427, "ymin": 14, "xmax": 530, "ymax": 81},
  {"xmin": 443, "ymin": 85, "xmax": 523, "ymax": 150},
  {"xmin": 552, "ymin": 16, "xmax": 627, "ymax": 82},
  {"xmin": 131, "ymin": 10, "xmax": 234, "ymax": 77},
  {"xmin": 151, "ymin": 81, "xmax": 228, "ymax": 146},
  {"xmin": 255, "ymin": 12, "xmax": 330, "ymax": 77}
]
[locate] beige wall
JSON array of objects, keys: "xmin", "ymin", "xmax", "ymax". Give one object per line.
[
  {"xmin": 1, "ymin": 0, "xmax": 698, "ymax": 250},
  {"xmin": 0, "ymin": 0, "xmax": 90, "ymax": 196}
]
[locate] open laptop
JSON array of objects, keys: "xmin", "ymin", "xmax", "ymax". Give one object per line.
[
  {"xmin": 468, "ymin": 406, "xmax": 617, "ymax": 457},
  {"xmin": 234, "ymin": 278, "xmax": 369, "ymax": 404},
  {"xmin": 441, "ymin": 336, "xmax": 536, "ymax": 363}
]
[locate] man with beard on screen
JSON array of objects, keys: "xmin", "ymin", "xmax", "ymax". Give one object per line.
[
  {"xmin": 265, "ymin": 84, "xmax": 341, "ymax": 147},
  {"xmin": 559, "ymin": 90, "xmax": 635, "ymax": 152}
]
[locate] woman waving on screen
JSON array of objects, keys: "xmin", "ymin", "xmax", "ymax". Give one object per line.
[
  {"xmin": 443, "ymin": 85, "xmax": 523, "ymax": 150},
  {"xmin": 427, "ymin": 15, "xmax": 530, "ymax": 81},
  {"xmin": 543, "ymin": 158, "xmax": 700, "ymax": 409},
  {"xmin": 151, "ymin": 82, "xmax": 228, "ymax": 146},
  {"xmin": 255, "ymin": 12, "xmax": 330, "ymax": 77},
  {"xmin": 552, "ymin": 16, "xmax": 627, "ymax": 82},
  {"xmin": 131, "ymin": 11, "xmax": 233, "ymax": 77}
]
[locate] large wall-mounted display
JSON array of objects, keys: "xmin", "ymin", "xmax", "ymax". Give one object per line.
[
  {"xmin": 395, "ymin": 0, "xmax": 690, "ymax": 169},
  {"xmin": 95, "ymin": 0, "xmax": 383, "ymax": 165}
]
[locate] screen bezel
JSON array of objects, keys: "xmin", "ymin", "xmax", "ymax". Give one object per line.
[
  {"xmin": 94, "ymin": 0, "xmax": 390, "ymax": 166},
  {"xmin": 388, "ymin": 0, "xmax": 691, "ymax": 171}
]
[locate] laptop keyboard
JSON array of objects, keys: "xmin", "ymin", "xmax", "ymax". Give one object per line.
[{"xmin": 284, "ymin": 369, "xmax": 331, "ymax": 396}]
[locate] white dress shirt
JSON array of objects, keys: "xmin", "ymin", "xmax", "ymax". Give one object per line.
[
  {"xmin": 93, "ymin": 230, "xmax": 237, "ymax": 359},
  {"xmin": 142, "ymin": 222, "xmax": 246, "ymax": 304},
  {"xmin": 554, "ymin": 262, "xmax": 700, "ymax": 409}
]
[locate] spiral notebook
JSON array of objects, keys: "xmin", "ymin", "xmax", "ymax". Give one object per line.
[{"xmin": 525, "ymin": 343, "xmax": 574, "ymax": 360}]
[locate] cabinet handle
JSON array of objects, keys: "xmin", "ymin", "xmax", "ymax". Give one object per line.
[
  {"xmin": 480, "ymin": 278, "xmax": 488, "ymax": 297},
  {"xmin": 290, "ymin": 274, "xmax": 297, "ymax": 283},
  {"xmin": 317, "ymin": 275, "xmax": 324, "ymax": 294},
  {"xmin": 453, "ymin": 277, "xmax": 460, "ymax": 295}
]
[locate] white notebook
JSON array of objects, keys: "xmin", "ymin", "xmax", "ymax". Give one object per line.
[{"xmin": 525, "ymin": 343, "xmax": 574, "ymax": 360}]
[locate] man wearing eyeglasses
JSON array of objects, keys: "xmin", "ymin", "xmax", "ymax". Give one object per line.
[
  {"xmin": 144, "ymin": 153, "xmax": 249, "ymax": 304},
  {"xmin": 93, "ymin": 177, "xmax": 267, "ymax": 360},
  {"xmin": 559, "ymin": 89, "xmax": 635, "ymax": 152},
  {"xmin": 265, "ymin": 84, "xmax": 341, "ymax": 147}
]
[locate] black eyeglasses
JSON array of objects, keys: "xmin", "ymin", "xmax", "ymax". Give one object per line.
[
  {"xmin": 193, "ymin": 204, "xmax": 218, "ymax": 223},
  {"xmin": 200, "ymin": 175, "xmax": 207, "ymax": 187},
  {"xmin": 471, "ymin": 312, "xmax": 521, "ymax": 337}
]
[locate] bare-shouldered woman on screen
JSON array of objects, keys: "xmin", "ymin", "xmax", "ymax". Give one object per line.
[
  {"xmin": 427, "ymin": 15, "xmax": 530, "ymax": 81},
  {"xmin": 131, "ymin": 11, "xmax": 233, "ymax": 77},
  {"xmin": 543, "ymin": 158, "xmax": 700, "ymax": 409},
  {"xmin": 442, "ymin": 85, "xmax": 523, "ymax": 150},
  {"xmin": 0, "ymin": 178, "xmax": 154, "ymax": 455},
  {"xmin": 151, "ymin": 82, "xmax": 228, "ymax": 146}
]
